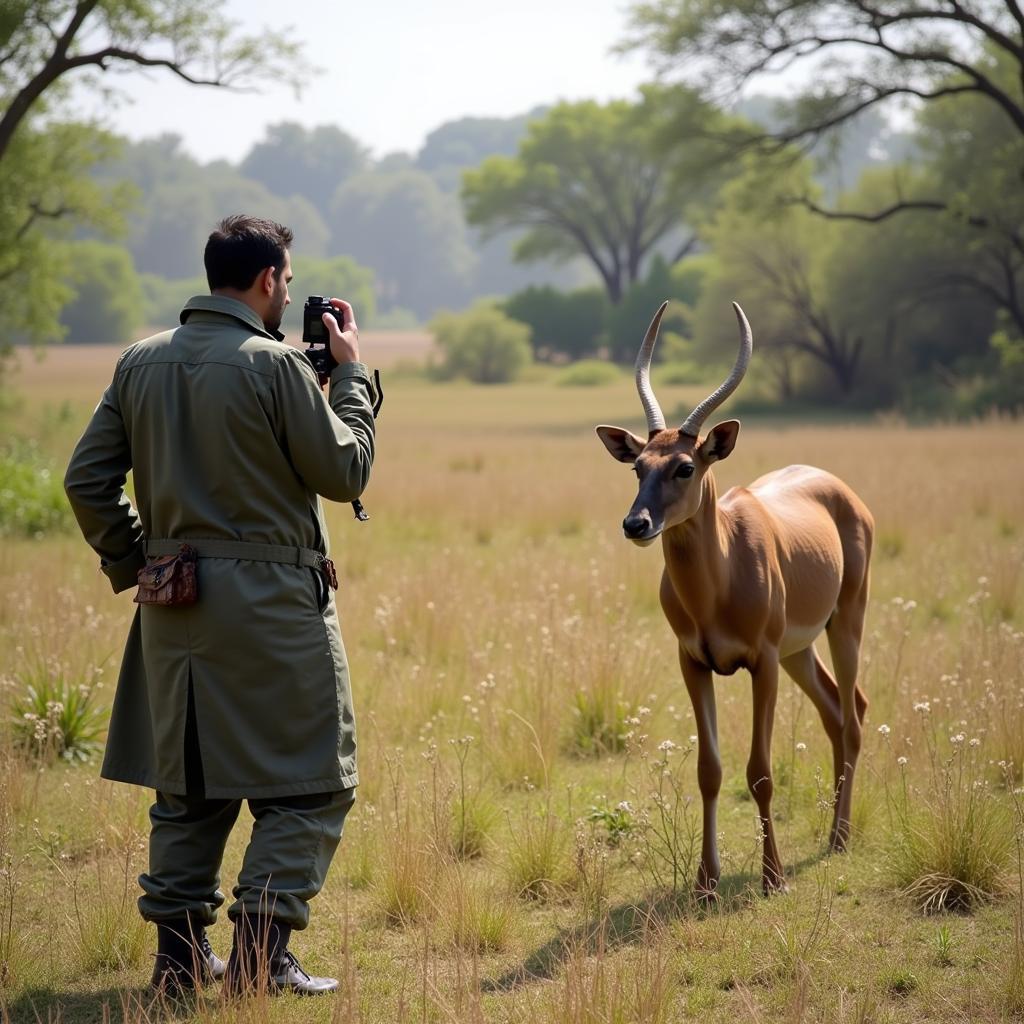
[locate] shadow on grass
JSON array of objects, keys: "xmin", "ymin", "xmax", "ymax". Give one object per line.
[
  {"xmin": 2, "ymin": 984, "xmax": 202, "ymax": 1024},
  {"xmin": 485, "ymin": 848, "xmax": 832, "ymax": 993}
]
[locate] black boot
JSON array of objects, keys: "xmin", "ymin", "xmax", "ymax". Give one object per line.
[
  {"xmin": 225, "ymin": 915, "xmax": 338, "ymax": 996},
  {"xmin": 149, "ymin": 918, "xmax": 226, "ymax": 997}
]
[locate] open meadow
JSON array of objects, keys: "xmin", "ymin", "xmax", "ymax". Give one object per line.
[{"xmin": 1, "ymin": 341, "xmax": 1023, "ymax": 1023}]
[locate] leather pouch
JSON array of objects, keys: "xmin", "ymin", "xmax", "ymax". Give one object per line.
[{"xmin": 135, "ymin": 544, "xmax": 198, "ymax": 606}]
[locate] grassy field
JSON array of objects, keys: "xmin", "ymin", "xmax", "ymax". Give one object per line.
[{"xmin": 0, "ymin": 340, "xmax": 1022, "ymax": 1023}]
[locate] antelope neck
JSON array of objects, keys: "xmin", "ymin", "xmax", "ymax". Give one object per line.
[{"xmin": 662, "ymin": 472, "xmax": 730, "ymax": 610}]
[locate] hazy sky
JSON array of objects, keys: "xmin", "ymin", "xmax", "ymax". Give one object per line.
[{"xmin": 73, "ymin": 0, "xmax": 653, "ymax": 164}]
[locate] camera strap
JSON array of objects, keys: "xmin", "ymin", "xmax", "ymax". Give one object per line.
[{"xmin": 351, "ymin": 369, "xmax": 384, "ymax": 523}]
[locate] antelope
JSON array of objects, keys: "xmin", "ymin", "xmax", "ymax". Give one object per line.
[{"xmin": 596, "ymin": 302, "xmax": 873, "ymax": 898}]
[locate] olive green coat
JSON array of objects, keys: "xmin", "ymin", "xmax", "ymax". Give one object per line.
[{"xmin": 64, "ymin": 295, "xmax": 375, "ymax": 798}]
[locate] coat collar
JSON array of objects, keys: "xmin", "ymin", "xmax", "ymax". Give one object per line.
[{"xmin": 180, "ymin": 294, "xmax": 286, "ymax": 341}]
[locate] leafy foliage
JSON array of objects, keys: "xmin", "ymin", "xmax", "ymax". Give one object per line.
[
  {"xmin": 503, "ymin": 285, "xmax": 608, "ymax": 361},
  {"xmin": 332, "ymin": 169, "xmax": 474, "ymax": 319},
  {"xmin": 0, "ymin": 120, "xmax": 131, "ymax": 347},
  {"xmin": 625, "ymin": 0, "xmax": 1024, "ymax": 149},
  {"xmin": 463, "ymin": 92, "xmax": 726, "ymax": 304},
  {"xmin": 59, "ymin": 240, "xmax": 145, "ymax": 344},
  {"xmin": 0, "ymin": 443, "xmax": 71, "ymax": 538},
  {"xmin": 290, "ymin": 255, "xmax": 377, "ymax": 327},
  {"xmin": 0, "ymin": 1, "xmax": 304, "ymax": 352},
  {"xmin": 240, "ymin": 122, "xmax": 368, "ymax": 210},
  {"xmin": 431, "ymin": 303, "xmax": 533, "ymax": 384},
  {"xmin": 11, "ymin": 669, "xmax": 106, "ymax": 764}
]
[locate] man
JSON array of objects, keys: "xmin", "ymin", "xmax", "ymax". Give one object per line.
[{"xmin": 64, "ymin": 215, "xmax": 375, "ymax": 998}]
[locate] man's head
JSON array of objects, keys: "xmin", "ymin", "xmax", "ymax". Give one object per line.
[{"xmin": 204, "ymin": 215, "xmax": 294, "ymax": 332}]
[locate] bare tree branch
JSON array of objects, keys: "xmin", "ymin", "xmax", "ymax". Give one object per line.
[{"xmin": 783, "ymin": 195, "xmax": 993, "ymax": 231}]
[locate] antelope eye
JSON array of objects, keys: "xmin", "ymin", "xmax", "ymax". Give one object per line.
[{"xmin": 674, "ymin": 463, "xmax": 695, "ymax": 480}]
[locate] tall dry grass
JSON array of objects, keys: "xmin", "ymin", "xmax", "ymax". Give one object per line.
[{"xmin": 0, "ymin": 369, "xmax": 1022, "ymax": 1022}]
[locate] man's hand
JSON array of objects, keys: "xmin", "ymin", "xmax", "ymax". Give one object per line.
[{"xmin": 324, "ymin": 298, "xmax": 360, "ymax": 365}]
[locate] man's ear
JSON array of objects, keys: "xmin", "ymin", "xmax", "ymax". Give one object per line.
[
  {"xmin": 258, "ymin": 266, "xmax": 276, "ymax": 295},
  {"xmin": 595, "ymin": 425, "xmax": 647, "ymax": 464},
  {"xmin": 699, "ymin": 420, "xmax": 740, "ymax": 463}
]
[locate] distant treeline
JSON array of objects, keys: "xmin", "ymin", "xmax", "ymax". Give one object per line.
[
  {"xmin": 67, "ymin": 112, "xmax": 594, "ymax": 339},
  {"xmin": 2, "ymin": 0, "xmax": 1021, "ymax": 414}
]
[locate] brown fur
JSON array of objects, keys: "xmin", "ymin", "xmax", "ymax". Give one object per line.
[{"xmin": 596, "ymin": 423, "xmax": 873, "ymax": 897}]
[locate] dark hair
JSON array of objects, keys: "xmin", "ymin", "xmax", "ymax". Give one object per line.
[{"xmin": 204, "ymin": 214, "xmax": 294, "ymax": 291}]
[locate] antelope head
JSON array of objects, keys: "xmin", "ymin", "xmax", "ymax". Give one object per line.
[{"xmin": 595, "ymin": 301, "xmax": 753, "ymax": 545}]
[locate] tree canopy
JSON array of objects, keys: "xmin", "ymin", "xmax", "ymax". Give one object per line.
[
  {"xmin": 0, "ymin": 0, "xmax": 304, "ymax": 348},
  {"xmin": 240, "ymin": 123, "xmax": 368, "ymax": 210},
  {"xmin": 0, "ymin": 0, "xmax": 304, "ymax": 161},
  {"xmin": 462, "ymin": 92, "xmax": 729, "ymax": 305},
  {"xmin": 625, "ymin": 0, "xmax": 1024, "ymax": 228}
]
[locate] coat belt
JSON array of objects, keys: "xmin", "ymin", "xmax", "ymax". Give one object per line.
[{"xmin": 145, "ymin": 538, "xmax": 327, "ymax": 570}]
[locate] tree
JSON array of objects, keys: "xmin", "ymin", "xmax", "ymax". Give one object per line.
[
  {"xmin": 92, "ymin": 135, "xmax": 329, "ymax": 279},
  {"xmin": 909, "ymin": 50, "xmax": 1024, "ymax": 337},
  {"xmin": 330, "ymin": 169, "xmax": 474, "ymax": 318},
  {"xmin": 417, "ymin": 110, "xmax": 543, "ymax": 192},
  {"xmin": 59, "ymin": 240, "xmax": 144, "ymax": 343},
  {"xmin": 0, "ymin": 1, "xmax": 303, "ymax": 162},
  {"xmin": 0, "ymin": 119, "xmax": 129, "ymax": 346},
  {"xmin": 603, "ymin": 256, "xmax": 696, "ymax": 363},
  {"xmin": 625, "ymin": 0, "xmax": 1024, "ymax": 226},
  {"xmin": 693, "ymin": 158, "xmax": 872, "ymax": 398},
  {"xmin": 240, "ymin": 123, "xmax": 368, "ymax": 210},
  {"xmin": 462, "ymin": 92, "xmax": 728, "ymax": 305},
  {"xmin": 0, "ymin": 1, "xmax": 304, "ymax": 348}
]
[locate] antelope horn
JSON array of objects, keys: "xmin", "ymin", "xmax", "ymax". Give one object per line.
[
  {"xmin": 635, "ymin": 301, "xmax": 669, "ymax": 436},
  {"xmin": 680, "ymin": 302, "xmax": 752, "ymax": 437}
]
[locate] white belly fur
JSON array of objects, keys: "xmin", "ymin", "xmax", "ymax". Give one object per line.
[{"xmin": 779, "ymin": 619, "xmax": 829, "ymax": 659}]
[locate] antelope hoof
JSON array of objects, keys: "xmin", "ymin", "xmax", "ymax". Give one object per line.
[
  {"xmin": 829, "ymin": 822, "xmax": 851, "ymax": 854},
  {"xmin": 762, "ymin": 870, "xmax": 788, "ymax": 897},
  {"xmin": 695, "ymin": 865, "xmax": 720, "ymax": 907},
  {"xmin": 694, "ymin": 885, "xmax": 720, "ymax": 908}
]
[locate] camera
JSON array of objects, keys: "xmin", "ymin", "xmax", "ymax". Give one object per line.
[{"xmin": 302, "ymin": 296, "xmax": 342, "ymax": 380}]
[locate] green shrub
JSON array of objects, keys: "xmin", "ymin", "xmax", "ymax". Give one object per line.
[
  {"xmin": 0, "ymin": 444, "xmax": 71, "ymax": 538},
  {"xmin": 653, "ymin": 359, "xmax": 705, "ymax": 386},
  {"xmin": 555, "ymin": 360, "xmax": 622, "ymax": 387},
  {"xmin": 451, "ymin": 793, "xmax": 499, "ymax": 860},
  {"xmin": 503, "ymin": 285, "xmax": 607, "ymax": 361},
  {"xmin": 887, "ymin": 735, "xmax": 1013, "ymax": 913},
  {"xmin": 11, "ymin": 667, "xmax": 106, "ymax": 764},
  {"xmin": 431, "ymin": 303, "xmax": 532, "ymax": 383},
  {"xmin": 568, "ymin": 689, "xmax": 632, "ymax": 756},
  {"xmin": 503, "ymin": 804, "xmax": 573, "ymax": 900}
]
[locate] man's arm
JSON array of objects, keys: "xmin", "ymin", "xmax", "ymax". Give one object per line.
[
  {"xmin": 64, "ymin": 364, "xmax": 145, "ymax": 593},
  {"xmin": 270, "ymin": 349, "xmax": 376, "ymax": 503}
]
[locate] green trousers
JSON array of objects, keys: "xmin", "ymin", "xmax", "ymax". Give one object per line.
[{"xmin": 138, "ymin": 787, "xmax": 355, "ymax": 929}]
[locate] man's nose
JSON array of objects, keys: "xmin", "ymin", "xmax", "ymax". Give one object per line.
[{"xmin": 623, "ymin": 511, "xmax": 652, "ymax": 539}]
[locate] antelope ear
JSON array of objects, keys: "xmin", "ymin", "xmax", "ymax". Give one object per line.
[
  {"xmin": 595, "ymin": 425, "xmax": 647, "ymax": 464},
  {"xmin": 699, "ymin": 420, "xmax": 740, "ymax": 463}
]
